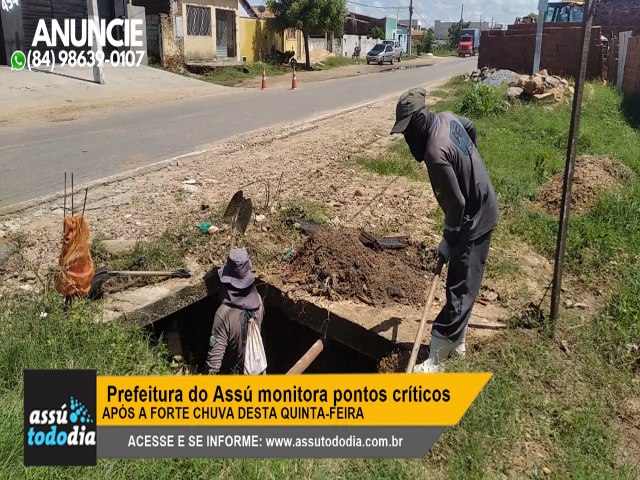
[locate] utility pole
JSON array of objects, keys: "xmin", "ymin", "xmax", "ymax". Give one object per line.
[
  {"xmin": 549, "ymin": 0, "xmax": 596, "ymax": 333},
  {"xmin": 87, "ymin": 0, "xmax": 105, "ymax": 84},
  {"xmin": 533, "ymin": 0, "xmax": 548, "ymax": 74},
  {"xmin": 460, "ymin": 3, "xmax": 464, "ymax": 25},
  {"xmin": 408, "ymin": 0, "xmax": 413, "ymax": 57}
]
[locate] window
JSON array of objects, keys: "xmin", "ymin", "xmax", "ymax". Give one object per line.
[
  {"xmin": 186, "ymin": 5, "xmax": 212, "ymax": 36},
  {"xmin": 385, "ymin": 45, "xmax": 392, "ymax": 52},
  {"xmin": 287, "ymin": 28, "xmax": 296, "ymax": 39}
]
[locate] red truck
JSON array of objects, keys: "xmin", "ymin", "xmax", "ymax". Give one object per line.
[{"xmin": 458, "ymin": 34, "xmax": 473, "ymax": 57}]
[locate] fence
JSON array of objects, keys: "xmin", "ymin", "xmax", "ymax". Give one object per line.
[{"xmin": 621, "ymin": 33, "xmax": 640, "ymax": 95}]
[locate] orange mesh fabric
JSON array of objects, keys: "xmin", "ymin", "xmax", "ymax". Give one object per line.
[{"xmin": 55, "ymin": 216, "xmax": 95, "ymax": 298}]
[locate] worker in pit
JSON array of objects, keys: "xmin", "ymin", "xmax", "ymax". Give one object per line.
[
  {"xmin": 206, "ymin": 248, "xmax": 265, "ymax": 374},
  {"xmin": 390, "ymin": 88, "xmax": 499, "ymax": 373}
]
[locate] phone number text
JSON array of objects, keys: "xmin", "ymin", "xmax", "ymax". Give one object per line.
[{"xmin": 26, "ymin": 49, "xmax": 144, "ymax": 71}]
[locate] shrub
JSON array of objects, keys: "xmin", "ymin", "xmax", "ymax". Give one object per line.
[{"xmin": 458, "ymin": 85, "xmax": 508, "ymax": 118}]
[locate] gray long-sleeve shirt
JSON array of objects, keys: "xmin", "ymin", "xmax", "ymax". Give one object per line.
[
  {"xmin": 423, "ymin": 111, "xmax": 498, "ymax": 245},
  {"xmin": 206, "ymin": 302, "xmax": 264, "ymax": 374}
]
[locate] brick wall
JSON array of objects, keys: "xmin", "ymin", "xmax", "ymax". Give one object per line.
[
  {"xmin": 478, "ymin": 24, "xmax": 603, "ymax": 79},
  {"xmin": 622, "ymin": 34, "xmax": 640, "ymax": 94},
  {"xmin": 595, "ymin": 0, "xmax": 640, "ymax": 39}
]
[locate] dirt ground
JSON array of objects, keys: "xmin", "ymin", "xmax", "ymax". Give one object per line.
[
  {"xmin": 0, "ymin": 74, "xmax": 576, "ymax": 353},
  {"xmin": 286, "ymin": 227, "xmax": 430, "ymax": 306},
  {"xmin": 535, "ymin": 156, "xmax": 635, "ymax": 215}
]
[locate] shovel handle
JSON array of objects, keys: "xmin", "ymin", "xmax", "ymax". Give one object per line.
[
  {"xmin": 109, "ymin": 269, "xmax": 191, "ymax": 278},
  {"xmin": 406, "ymin": 258, "xmax": 446, "ymax": 373}
]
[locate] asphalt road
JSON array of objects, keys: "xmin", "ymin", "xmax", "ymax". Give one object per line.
[{"xmin": 0, "ymin": 57, "xmax": 474, "ymax": 209}]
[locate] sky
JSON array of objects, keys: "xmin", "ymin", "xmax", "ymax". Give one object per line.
[{"xmin": 256, "ymin": 0, "xmax": 541, "ymax": 29}]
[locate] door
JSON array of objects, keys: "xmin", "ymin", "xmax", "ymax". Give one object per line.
[{"xmin": 216, "ymin": 9, "xmax": 228, "ymax": 59}]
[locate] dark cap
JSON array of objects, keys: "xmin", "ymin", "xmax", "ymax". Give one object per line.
[{"xmin": 390, "ymin": 88, "xmax": 427, "ymax": 134}]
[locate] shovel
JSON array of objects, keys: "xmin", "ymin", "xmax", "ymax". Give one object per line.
[
  {"xmin": 222, "ymin": 190, "xmax": 253, "ymax": 251},
  {"xmin": 406, "ymin": 257, "xmax": 446, "ymax": 373},
  {"xmin": 87, "ymin": 266, "xmax": 191, "ymax": 299}
]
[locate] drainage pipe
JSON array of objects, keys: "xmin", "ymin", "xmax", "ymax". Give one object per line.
[{"xmin": 286, "ymin": 339, "xmax": 324, "ymax": 374}]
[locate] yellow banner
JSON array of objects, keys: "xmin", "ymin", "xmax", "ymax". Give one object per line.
[{"xmin": 97, "ymin": 373, "xmax": 491, "ymax": 427}]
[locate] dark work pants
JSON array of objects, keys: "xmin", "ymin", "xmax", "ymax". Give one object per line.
[{"xmin": 432, "ymin": 230, "xmax": 493, "ymax": 343}]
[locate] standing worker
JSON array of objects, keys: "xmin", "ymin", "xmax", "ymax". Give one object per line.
[
  {"xmin": 206, "ymin": 248, "xmax": 265, "ymax": 375},
  {"xmin": 390, "ymin": 88, "xmax": 499, "ymax": 373}
]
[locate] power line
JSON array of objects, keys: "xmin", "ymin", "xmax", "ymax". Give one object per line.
[{"xmin": 346, "ymin": 1, "xmax": 409, "ymax": 10}]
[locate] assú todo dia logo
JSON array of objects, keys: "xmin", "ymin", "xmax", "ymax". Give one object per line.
[{"xmin": 27, "ymin": 396, "xmax": 96, "ymax": 447}]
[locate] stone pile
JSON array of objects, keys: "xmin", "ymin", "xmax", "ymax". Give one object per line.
[
  {"xmin": 469, "ymin": 67, "xmax": 573, "ymax": 103},
  {"xmin": 509, "ymin": 70, "xmax": 572, "ymax": 103}
]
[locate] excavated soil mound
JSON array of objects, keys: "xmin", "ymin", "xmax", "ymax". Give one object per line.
[
  {"xmin": 536, "ymin": 156, "xmax": 634, "ymax": 215},
  {"xmin": 287, "ymin": 228, "xmax": 428, "ymax": 306}
]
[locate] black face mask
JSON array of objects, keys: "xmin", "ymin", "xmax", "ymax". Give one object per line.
[{"xmin": 403, "ymin": 109, "xmax": 429, "ymax": 162}]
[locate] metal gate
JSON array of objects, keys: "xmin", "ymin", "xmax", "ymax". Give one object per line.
[
  {"xmin": 215, "ymin": 9, "xmax": 235, "ymax": 59},
  {"xmin": 216, "ymin": 9, "xmax": 228, "ymax": 59}
]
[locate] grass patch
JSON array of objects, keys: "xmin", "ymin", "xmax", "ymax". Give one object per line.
[
  {"xmin": 192, "ymin": 63, "xmax": 290, "ymax": 87},
  {"xmin": 356, "ymin": 140, "xmax": 423, "ymax": 180},
  {"xmin": 432, "ymin": 47, "xmax": 458, "ymax": 57},
  {"xmin": 316, "ymin": 56, "xmax": 359, "ymax": 69}
]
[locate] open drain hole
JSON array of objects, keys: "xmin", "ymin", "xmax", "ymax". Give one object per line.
[{"xmin": 146, "ymin": 284, "xmax": 382, "ymax": 374}]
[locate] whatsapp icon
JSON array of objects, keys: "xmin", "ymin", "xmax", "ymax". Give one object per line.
[{"xmin": 11, "ymin": 51, "xmax": 26, "ymax": 71}]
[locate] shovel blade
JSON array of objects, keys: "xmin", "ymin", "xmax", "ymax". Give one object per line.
[
  {"xmin": 236, "ymin": 198, "xmax": 253, "ymax": 235},
  {"xmin": 223, "ymin": 191, "xmax": 244, "ymax": 224}
]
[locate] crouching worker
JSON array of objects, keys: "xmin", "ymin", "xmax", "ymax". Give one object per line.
[
  {"xmin": 206, "ymin": 248, "xmax": 266, "ymax": 375},
  {"xmin": 390, "ymin": 88, "xmax": 499, "ymax": 373}
]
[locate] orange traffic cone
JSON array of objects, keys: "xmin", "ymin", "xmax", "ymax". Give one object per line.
[
  {"xmin": 261, "ymin": 67, "xmax": 268, "ymax": 91},
  {"xmin": 291, "ymin": 67, "xmax": 298, "ymax": 91}
]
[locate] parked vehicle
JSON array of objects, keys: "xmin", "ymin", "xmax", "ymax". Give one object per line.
[
  {"xmin": 382, "ymin": 39, "xmax": 403, "ymax": 62},
  {"xmin": 543, "ymin": 1, "xmax": 584, "ymax": 23},
  {"xmin": 458, "ymin": 34, "xmax": 473, "ymax": 57},
  {"xmin": 366, "ymin": 44, "xmax": 396, "ymax": 65},
  {"xmin": 459, "ymin": 28, "xmax": 480, "ymax": 56},
  {"xmin": 265, "ymin": 48, "xmax": 297, "ymax": 67}
]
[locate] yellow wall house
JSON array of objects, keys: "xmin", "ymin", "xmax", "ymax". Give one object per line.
[
  {"xmin": 181, "ymin": 0, "xmax": 241, "ymax": 63},
  {"xmin": 238, "ymin": 3, "xmax": 305, "ymax": 62},
  {"xmin": 134, "ymin": 0, "xmax": 241, "ymax": 65}
]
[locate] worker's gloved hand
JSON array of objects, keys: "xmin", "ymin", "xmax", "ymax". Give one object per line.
[{"xmin": 437, "ymin": 238, "xmax": 450, "ymax": 262}]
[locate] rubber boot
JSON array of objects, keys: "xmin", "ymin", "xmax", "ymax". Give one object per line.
[
  {"xmin": 451, "ymin": 327, "xmax": 467, "ymax": 358},
  {"xmin": 413, "ymin": 331, "xmax": 452, "ymax": 373}
]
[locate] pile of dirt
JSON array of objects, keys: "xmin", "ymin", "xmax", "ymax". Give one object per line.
[
  {"xmin": 286, "ymin": 227, "xmax": 428, "ymax": 306},
  {"xmin": 535, "ymin": 156, "xmax": 634, "ymax": 215},
  {"xmin": 309, "ymin": 48, "xmax": 332, "ymax": 64},
  {"xmin": 378, "ymin": 350, "xmax": 411, "ymax": 373}
]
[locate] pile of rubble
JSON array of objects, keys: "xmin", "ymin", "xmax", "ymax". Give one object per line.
[
  {"xmin": 469, "ymin": 67, "xmax": 573, "ymax": 103},
  {"xmin": 509, "ymin": 69, "xmax": 572, "ymax": 103}
]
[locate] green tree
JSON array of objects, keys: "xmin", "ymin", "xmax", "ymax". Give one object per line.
[
  {"xmin": 267, "ymin": 0, "xmax": 347, "ymax": 69},
  {"xmin": 420, "ymin": 28, "xmax": 435, "ymax": 54},
  {"xmin": 368, "ymin": 25, "xmax": 385, "ymax": 40},
  {"xmin": 446, "ymin": 21, "xmax": 471, "ymax": 50},
  {"xmin": 526, "ymin": 12, "xmax": 539, "ymax": 22}
]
